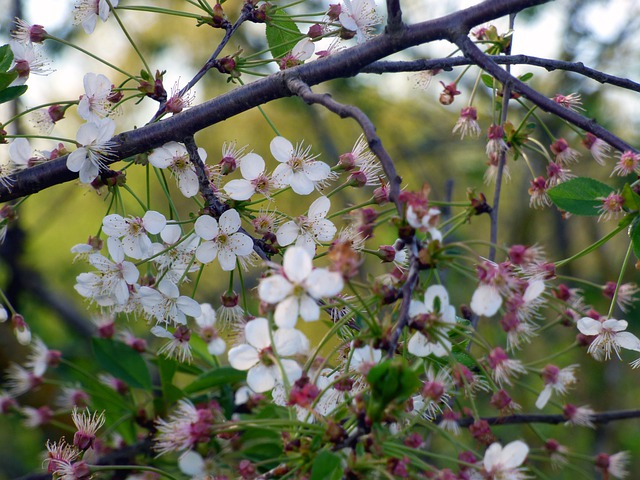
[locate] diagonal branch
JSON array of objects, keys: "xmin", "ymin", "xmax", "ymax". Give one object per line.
[
  {"xmin": 0, "ymin": 0, "xmax": 552, "ymax": 203},
  {"xmin": 386, "ymin": 0, "xmax": 404, "ymax": 33}
]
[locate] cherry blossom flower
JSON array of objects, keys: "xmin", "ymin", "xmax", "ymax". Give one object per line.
[
  {"xmin": 74, "ymin": 248, "xmax": 139, "ymax": 308},
  {"xmin": 348, "ymin": 343, "xmax": 382, "ymax": 375},
  {"xmin": 596, "ymin": 451, "xmax": 629, "ymax": 479},
  {"xmin": 563, "ymin": 403, "xmax": 595, "ymax": 428},
  {"xmin": 45, "ymin": 438, "xmax": 80, "ymax": 475},
  {"xmin": 270, "ymin": 136, "xmax": 332, "ymax": 195},
  {"xmin": 66, "ymin": 118, "xmax": 116, "ymax": 184},
  {"xmin": 275, "ymin": 196, "xmax": 337, "ymax": 257},
  {"xmin": 194, "ymin": 303, "xmax": 226, "ymax": 355},
  {"xmin": 552, "ymin": 92, "xmax": 583, "ymax": 111},
  {"xmin": 56, "ymin": 386, "xmax": 91, "ymax": 409},
  {"xmin": 258, "ymin": 246, "xmax": 344, "ymax": 328},
  {"xmin": 148, "ymin": 141, "xmax": 204, "ymax": 198},
  {"xmin": 139, "ymin": 279, "xmax": 202, "ymax": 327},
  {"xmin": 165, "ymin": 81, "xmax": 195, "ymax": 114},
  {"xmin": 486, "ymin": 347, "xmax": 527, "ymax": 387},
  {"xmin": 482, "ymin": 440, "xmax": 529, "ymax": 480},
  {"xmin": 582, "ymin": 132, "xmax": 610, "ymax": 166},
  {"xmin": 279, "ymin": 38, "xmax": 315, "ymax": 69},
  {"xmin": 154, "ymin": 400, "xmax": 217, "ymax": 455},
  {"xmin": 78, "ymin": 73, "xmax": 113, "ymax": 122},
  {"xmin": 5, "ymin": 363, "xmax": 42, "ymax": 396},
  {"xmin": 11, "ymin": 19, "xmax": 47, "ymax": 44},
  {"xmin": 74, "ymin": 0, "xmax": 120, "ymax": 34},
  {"xmin": 151, "ymin": 226, "xmax": 200, "ymax": 283},
  {"xmin": 551, "ymin": 138, "xmax": 581, "ymax": 165},
  {"xmin": 611, "ymin": 150, "xmax": 640, "ymax": 177},
  {"xmin": 338, "ymin": 0, "xmax": 381, "ymax": 43},
  {"xmin": 528, "ymin": 176, "xmax": 551, "ymax": 208},
  {"xmin": 71, "ymin": 407, "xmax": 105, "ymax": 450},
  {"xmin": 8, "ymin": 138, "xmax": 34, "ymax": 170},
  {"xmin": 485, "ymin": 124, "xmax": 507, "ymax": 158},
  {"xmin": 603, "ymin": 281, "xmax": 638, "ymax": 313},
  {"xmin": 9, "ymin": 40, "xmax": 52, "ymax": 85},
  {"xmin": 223, "ymin": 152, "xmax": 274, "ymax": 200},
  {"xmin": 407, "ymin": 285, "xmax": 457, "ymax": 358},
  {"xmin": 227, "ymin": 317, "xmax": 306, "ymax": 392},
  {"xmin": 22, "ymin": 405, "xmax": 53, "ymax": 428},
  {"xmin": 102, "ymin": 210, "xmax": 166, "ymax": 260},
  {"xmin": 577, "ymin": 317, "xmax": 640, "ymax": 361},
  {"xmin": 30, "ymin": 105, "xmax": 66, "ymax": 134},
  {"xmin": 194, "ymin": 209, "xmax": 254, "ymax": 270},
  {"xmin": 535, "ymin": 364, "xmax": 578, "ymax": 409},
  {"xmin": 25, "ymin": 337, "xmax": 61, "ymax": 377},
  {"xmin": 596, "ymin": 191, "xmax": 625, "ymax": 222},
  {"xmin": 151, "ymin": 325, "xmax": 193, "ymax": 363},
  {"xmin": 452, "ymin": 106, "xmax": 481, "ymax": 139}
]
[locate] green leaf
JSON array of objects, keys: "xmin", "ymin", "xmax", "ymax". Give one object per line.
[
  {"xmin": 0, "ymin": 45, "xmax": 13, "ymax": 72},
  {"xmin": 157, "ymin": 356, "xmax": 184, "ymax": 405},
  {"xmin": 0, "ymin": 71, "xmax": 18, "ymax": 91},
  {"xmin": 0, "ymin": 84, "xmax": 27, "ymax": 104},
  {"xmin": 311, "ymin": 451, "xmax": 344, "ymax": 480},
  {"xmin": 184, "ymin": 366, "xmax": 246, "ymax": 394},
  {"xmin": 630, "ymin": 217, "xmax": 640, "ymax": 261},
  {"xmin": 367, "ymin": 358, "xmax": 420, "ymax": 420},
  {"xmin": 547, "ymin": 177, "xmax": 614, "ymax": 216},
  {"xmin": 265, "ymin": 11, "xmax": 302, "ymax": 59},
  {"xmin": 92, "ymin": 338, "xmax": 152, "ymax": 390},
  {"xmin": 480, "ymin": 74, "xmax": 495, "ymax": 88},
  {"xmin": 622, "ymin": 184, "xmax": 640, "ymax": 212},
  {"xmin": 518, "ymin": 72, "xmax": 534, "ymax": 82}
]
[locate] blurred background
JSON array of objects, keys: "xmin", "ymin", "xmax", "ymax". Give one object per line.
[{"xmin": 0, "ymin": 0, "xmax": 640, "ymax": 477}]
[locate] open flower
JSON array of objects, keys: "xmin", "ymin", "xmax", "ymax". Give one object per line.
[
  {"xmin": 194, "ymin": 209, "xmax": 254, "ymax": 270},
  {"xmin": 102, "ymin": 210, "xmax": 166, "ymax": 260},
  {"xmin": 139, "ymin": 279, "xmax": 202, "ymax": 327},
  {"xmin": 275, "ymin": 196, "xmax": 337, "ymax": 257},
  {"xmin": 223, "ymin": 152, "xmax": 273, "ymax": 200},
  {"xmin": 78, "ymin": 72, "xmax": 113, "ymax": 122},
  {"xmin": 227, "ymin": 318, "xmax": 306, "ymax": 392},
  {"xmin": 407, "ymin": 285, "xmax": 457, "ymax": 357},
  {"xmin": 258, "ymin": 246, "xmax": 344, "ymax": 328},
  {"xmin": 74, "ymin": 0, "xmax": 120, "ymax": 34},
  {"xmin": 483, "ymin": 440, "xmax": 529, "ymax": 479},
  {"xmin": 148, "ymin": 141, "xmax": 204, "ymax": 198},
  {"xmin": 271, "ymin": 136, "xmax": 332, "ymax": 195},
  {"xmin": 338, "ymin": 0, "xmax": 381, "ymax": 43},
  {"xmin": 66, "ymin": 118, "xmax": 115, "ymax": 184},
  {"xmin": 577, "ymin": 317, "xmax": 640, "ymax": 361}
]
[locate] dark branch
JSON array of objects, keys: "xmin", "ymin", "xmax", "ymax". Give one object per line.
[
  {"xmin": 452, "ymin": 34, "xmax": 635, "ymax": 153},
  {"xmin": 0, "ymin": 0, "xmax": 551, "ymax": 203},
  {"xmin": 455, "ymin": 409, "xmax": 640, "ymax": 427},
  {"xmin": 386, "ymin": 0, "xmax": 404, "ymax": 33},
  {"xmin": 362, "ymin": 55, "xmax": 640, "ymax": 93}
]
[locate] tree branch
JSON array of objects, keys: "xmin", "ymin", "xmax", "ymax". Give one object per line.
[
  {"xmin": 386, "ymin": 0, "xmax": 404, "ymax": 33},
  {"xmin": 362, "ymin": 55, "xmax": 640, "ymax": 93},
  {"xmin": 0, "ymin": 0, "xmax": 551, "ymax": 203}
]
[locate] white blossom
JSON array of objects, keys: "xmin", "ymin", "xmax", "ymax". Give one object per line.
[
  {"xmin": 139, "ymin": 279, "xmax": 202, "ymax": 326},
  {"xmin": 577, "ymin": 317, "xmax": 640, "ymax": 361},
  {"xmin": 102, "ymin": 210, "xmax": 166, "ymax": 260},
  {"xmin": 258, "ymin": 246, "xmax": 344, "ymax": 328},
  {"xmin": 483, "ymin": 440, "xmax": 529, "ymax": 480},
  {"xmin": 74, "ymin": 0, "xmax": 120, "ymax": 34},
  {"xmin": 148, "ymin": 141, "xmax": 203, "ymax": 198},
  {"xmin": 407, "ymin": 285, "xmax": 456, "ymax": 358},
  {"xmin": 66, "ymin": 118, "xmax": 116, "ymax": 184},
  {"xmin": 275, "ymin": 196, "xmax": 337, "ymax": 257},
  {"xmin": 78, "ymin": 72, "xmax": 113, "ymax": 122},
  {"xmin": 223, "ymin": 152, "xmax": 273, "ymax": 200},
  {"xmin": 194, "ymin": 209, "xmax": 254, "ymax": 270},
  {"xmin": 270, "ymin": 136, "xmax": 332, "ymax": 195}
]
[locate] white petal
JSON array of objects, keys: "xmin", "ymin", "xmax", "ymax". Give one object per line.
[
  {"xmin": 148, "ymin": 146, "xmax": 174, "ymax": 168},
  {"xmin": 408, "ymin": 299, "xmax": 428, "ymax": 318},
  {"xmin": 179, "ymin": 451, "xmax": 205, "ymax": 477},
  {"xmin": 176, "ymin": 168, "xmax": 199, "ymax": 198},
  {"xmin": 259, "ymin": 275, "xmax": 294, "ymax": 304},
  {"xmin": 303, "ymin": 161, "xmax": 330, "ymax": 181},
  {"xmin": 177, "ymin": 296, "xmax": 202, "ymax": 318},
  {"xmin": 308, "ymin": 196, "xmax": 330, "ymax": 219},
  {"xmin": 194, "ymin": 215, "xmax": 219, "ymax": 240},
  {"xmin": 298, "ymin": 294, "xmax": 320, "ymax": 322},
  {"xmin": 615, "ymin": 331, "xmax": 640, "ymax": 351},
  {"xmin": 217, "ymin": 249, "xmax": 237, "ymax": 271},
  {"xmin": 224, "ymin": 179, "xmax": 255, "ymax": 201},
  {"xmin": 483, "ymin": 443, "xmax": 503, "ymax": 471},
  {"xmin": 274, "ymin": 296, "xmax": 300, "ymax": 328},
  {"xmin": 142, "ymin": 211, "xmax": 166, "ymax": 234},
  {"xmin": 66, "ymin": 148, "xmax": 88, "ymax": 173},
  {"xmin": 196, "ymin": 241, "xmax": 218, "ymax": 264},
  {"xmin": 274, "ymin": 328, "xmax": 304, "ymax": 356},
  {"xmin": 306, "ymin": 269, "xmax": 343, "ymax": 298},
  {"xmin": 279, "ymin": 359, "xmax": 302, "ymax": 384},
  {"xmin": 500, "ymin": 440, "xmax": 529, "ymax": 469},
  {"xmin": 276, "ymin": 221, "xmax": 300, "ymax": 247},
  {"xmin": 207, "ymin": 338, "xmax": 226, "ymax": 356},
  {"xmin": 239, "ymin": 152, "xmax": 265, "ymax": 180},
  {"xmin": 290, "ymin": 172, "xmax": 315, "ymax": 195},
  {"xmin": 245, "ymin": 317, "xmax": 272, "ymax": 350},
  {"xmin": 270, "ymin": 136, "xmax": 294, "ymax": 163},
  {"xmin": 407, "ymin": 332, "xmax": 432, "ymax": 357},
  {"xmin": 424, "ymin": 285, "xmax": 450, "ymax": 311},
  {"xmin": 228, "ymin": 344, "xmax": 259, "ymax": 370},
  {"xmin": 161, "ymin": 224, "xmax": 182, "ymax": 244},
  {"xmin": 470, "ymin": 284, "xmax": 502, "ymax": 317},
  {"xmin": 535, "ymin": 386, "xmax": 553, "ymax": 409},
  {"xmin": 229, "ymin": 232, "xmax": 254, "ymax": 256},
  {"xmin": 294, "ymin": 234, "xmax": 316, "ymax": 258},
  {"xmin": 247, "ymin": 364, "xmax": 276, "ymax": 393},
  {"xmin": 310, "ymin": 219, "xmax": 337, "ymax": 242},
  {"xmin": 220, "ymin": 209, "xmax": 242, "ymax": 234},
  {"xmin": 283, "ymin": 246, "xmax": 312, "ymax": 284},
  {"xmin": 151, "ymin": 326, "xmax": 174, "ymax": 339},
  {"xmin": 577, "ymin": 317, "xmax": 602, "ymax": 335},
  {"xmin": 523, "ymin": 280, "xmax": 545, "ymax": 303},
  {"xmin": 272, "ymin": 163, "xmax": 292, "ymax": 188}
]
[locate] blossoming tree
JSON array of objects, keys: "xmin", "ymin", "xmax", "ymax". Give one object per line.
[{"xmin": 1, "ymin": 0, "xmax": 640, "ymax": 478}]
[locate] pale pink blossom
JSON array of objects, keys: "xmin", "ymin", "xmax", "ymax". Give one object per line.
[
  {"xmin": 78, "ymin": 72, "xmax": 113, "ymax": 122},
  {"xmin": 139, "ymin": 279, "xmax": 201, "ymax": 327},
  {"xmin": 535, "ymin": 364, "xmax": 578, "ymax": 409},
  {"xmin": 223, "ymin": 152, "xmax": 273, "ymax": 200},
  {"xmin": 270, "ymin": 136, "xmax": 332, "ymax": 195},
  {"xmin": 577, "ymin": 317, "xmax": 640, "ymax": 360},
  {"xmin": 338, "ymin": 0, "xmax": 381, "ymax": 43},
  {"xmin": 407, "ymin": 285, "xmax": 456, "ymax": 358},
  {"xmin": 482, "ymin": 440, "xmax": 529, "ymax": 480},
  {"xmin": 102, "ymin": 210, "xmax": 166, "ymax": 260},
  {"xmin": 74, "ymin": 0, "xmax": 120, "ymax": 34},
  {"xmin": 148, "ymin": 141, "xmax": 203, "ymax": 198},
  {"xmin": 66, "ymin": 118, "xmax": 116, "ymax": 184}
]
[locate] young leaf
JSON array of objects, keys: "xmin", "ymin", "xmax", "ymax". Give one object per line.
[
  {"xmin": 548, "ymin": 177, "xmax": 614, "ymax": 216},
  {"xmin": 630, "ymin": 216, "xmax": 640, "ymax": 261},
  {"xmin": 311, "ymin": 451, "xmax": 344, "ymax": 480},
  {"xmin": 622, "ymin": 184, "xmax": 640, "ymax": 212},
  {"xmin": 265, "ymin": 11, "xmax": 302, "ymax": 60},
  {"xmin": 0, "ymin": 71, "xmax": 18, "ymax": 91},
  {"xmin": 92, "ymin": 337, "xmax": 152, "ymax": 390},
  {"xmin": 0, "ymin": 84, "xmax": 27, "ymax": 104},
  {"xmin": 0, "ymin": 44, "xmax": 14, "ymax": 72}
]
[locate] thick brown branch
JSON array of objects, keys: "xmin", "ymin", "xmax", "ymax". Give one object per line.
[
  {"xmin": 0, "ymin": 0, "xmax": 551, "ymax": 203},
  {"xmin": 386, "ymin": 0, "xmax": 404, "ymax": 33}
]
